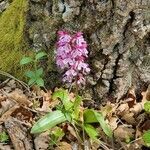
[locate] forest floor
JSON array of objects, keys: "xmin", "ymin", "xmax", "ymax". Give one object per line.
[{"xmin": 0, "ymin": 78, "xmax": 150, "ymax": 150}]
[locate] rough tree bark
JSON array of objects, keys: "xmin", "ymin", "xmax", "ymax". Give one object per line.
[{"xmin": 0, "ymin": 0, "xmax": 150, "ymax": 102}]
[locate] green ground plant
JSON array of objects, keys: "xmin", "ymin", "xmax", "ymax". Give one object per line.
[
  {"xmin": 0, "ymin": 131, "xmax": 9, "ymax": 143},
  {"xmin": 20, "ymin": 51, "xmax": 47, "ymax": 87},
  {"xmin": 142, "ymin": 130, "xmax": 150, "ymax": 147},
  {"xmin": 31, "ymin": 89, "xmax": 112, "ymax": 147},
  {"xmin": 142, "ymin": 101, "xmax": 150, "ymax": 147},
  {"xmin": 49, "ymin": 127, "xmax": 65, "ymax": 149}
]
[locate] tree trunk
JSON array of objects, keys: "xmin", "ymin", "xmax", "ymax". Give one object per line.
[{"xmin": 1, "ymin": 0, "xmax": 150, "ymax": 102}]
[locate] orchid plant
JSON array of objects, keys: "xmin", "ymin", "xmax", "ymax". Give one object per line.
[{"xmin": 31, "ymin": 31, "xmax": 112, "ymax": 148}]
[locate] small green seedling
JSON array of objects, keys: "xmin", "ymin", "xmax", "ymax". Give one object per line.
[
  {"xmin": 20, "ymin": 51, "xmax": 47, "ymax": 87},
  {"xmin": 142, "ymin": 130, "xmax": 150, "ymax": 147},
  {"xmin": 144, "ymin": 101, "xmax": 150, "ymax": 113},
  {"xmin": 0, "ymin": 131, "xmax": 9, "ymax": 143}
]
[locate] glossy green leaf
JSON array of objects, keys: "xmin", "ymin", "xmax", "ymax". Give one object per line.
[
  {"xmin": 35, "ymin": 52, "xmax": 47, "ymax": 60},
  {"xmin": 84, "ymin": 109, "xmax": 112, "ymax": 138},
  {"xmin": 31, "ymin": 110, "xmax": 66, "ymax": 134},
  {"xmin": 52, "ymin": 89, "xmax": 73, "ymax": 110},
  {"xmin": 84, "ymin": 109, "xmax": 98, "ymax": 123},
  {"xmin": 25, "ymin": 71, "xmax": 35, "ymax": 78},
  {"xmin": 84, "ymin": 124, "xmax": 98, "ymax": 140},
  {"xmin": 36, "ymin": 78, "xmax": 44, "ymax": 87},
  {"xmin": 74, "ymin": 95, "xmax": 82, "ymax": 110},
  {"xmin": 28, "ymin": 78, "xmax": 36, "ymax": 86},
  {"xmin": 20, "ymin": 57, "xmax": 33, "ymax": 65},
  {"xmin": 35, "ymin": 68, "xmax": 43, "ymax": 77},
  {"xmin": 142, "ymin": 130, "xmax": 150, "ymax": 147},
  {"xmin": 50, "ymin": 127, "xmax": 65, "ymax": 147},
  {"xmin": 0, "ymin": 131, "xmax": 9, "ymax": 143},
  {"xmin": 73, "ymin": 95, "xmax": 82, "ymax": 120},
  {"xmin": 52, "ymin": 127, "xmax": 65, "ymax": 140},
  {"xmin": 144, "ymin": 102, "xmax": 150, "ymax": 113},
  {"xmin": 92, "ymin": 112, "xmax": 112, "ymax": 138},
  {"xmin": 64, "ymin": 112, "xmax": 72, "ymax": 122}
]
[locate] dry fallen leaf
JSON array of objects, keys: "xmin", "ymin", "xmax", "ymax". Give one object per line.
[
  {"xmin": 114, "ymin": 125, "xmax": 135, "ymax": 141},
  {"xmin": 55, "ymin": 142, "xmax": 72, "ymax": 150},
  {"xmin": 127, "ymin": 88, "xmax": 136, "ymax": 108},
  {"xmin": 6, "ymin": 80, "xmax": 17, "ymax": 89},
  {"xmin": 67, "ymin": 125, "xmax": 77, "ymax": 139},
  {"xmin": 130, "ymin": 103, "xmax": 143, "ymax": 115},
  {"xmin": 49, "ymin": 99, "xmax": 60, "ymax": 109},
  {"xmin": 36, "ymin": 100, "xmax": 51, "ymax": 112},
  {"xmin": 100, "ymin": 102, "xmax": 114, "ymax": 117},
  {"xmin": 0, "ymin": 99, "xmax": 16, "ymax": 115},
  {"xmin": 109, "ymin": 117, "xmax": 118, "ymax": 130},
  {"xmin": 39, "ymin": 90, "xmax": 52, "ymax": 101},
  {"xmin": 141, "ymin": 120, "xmax": 150, "ymax": 131},
  {"xmin": 0, "ymin": 94, "xmax": 6, "ymax": 103},
  {"xmin": 135, "ymin": 128, "xmax": 142, "ymax": 139},
  {"xmin": 117, "ymin": 103, "xmax": 129, "ymax": 116},
  {"xmin": 0, "ymin": 125, "xmax": 3, "ymax": 132},
  {"xmin": 0, "ymin": 105, "xmax": 19, "ymax": 124},
  {"xmin": 34, "ymin": 131, "xmax": 50, "ymax": 150},
  {"xmin": 142, "ymin": 87, "xmax": 150, "ymax": 102},
  {"xmin": 7, "ymin": 89, "xmax": 32, "ymax": 106},
  {"xmin": 34, "ymin": 90, "xmax": 52, "ymax": 112},
  {"xmin": 0, "ymin": 143, "xmax": 13, "ymax": 150},
  {"xmin": 130, "ymin": 86, "xmax": 150, "ymax": 115},
  {"xmin": 146, "ymin": 85, "xmax": 150, "ymax": 100},
  {"xmin": 5, "ymin": 117, "xmax": 33, "ymax": 150},
  {"xmin": 122, "ymin": 112, "xmax": 136, "ymax": 125},
  {"xmin": 11, "ymin": 106, "xmax": 33, "ymax": 122},
  {"xmin": 91, "ymin": 141, "xmax": 102, "ymax": 150},
  {"xmin": 125, "ymin": 139, "xmax": 143, "ymax": 150}
]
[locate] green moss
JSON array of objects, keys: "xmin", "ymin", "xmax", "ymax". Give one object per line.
[{"xmin": 0, "ymin": 0, "xmax": 32, "ymax": 78}]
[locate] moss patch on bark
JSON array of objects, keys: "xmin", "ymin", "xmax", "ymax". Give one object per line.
[{"xmin": 0, "ymin": 0, "xmax": 32, "ymax": 78}]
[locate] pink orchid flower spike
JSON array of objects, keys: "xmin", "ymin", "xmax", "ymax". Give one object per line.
[{"xmin": 56, "ymin": 31, "xmax": 90, "ymax": 85}]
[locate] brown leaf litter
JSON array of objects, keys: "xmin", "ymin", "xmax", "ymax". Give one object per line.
[{"xmin": 0, "ymin": 79, "xmax": 150, "ymax": 150}]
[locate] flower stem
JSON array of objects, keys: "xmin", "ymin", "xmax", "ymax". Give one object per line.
[{"xmin": 75, "ymin": 78, "xmax": 79, "ymax": 97}]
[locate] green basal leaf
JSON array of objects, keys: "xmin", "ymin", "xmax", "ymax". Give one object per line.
[
  {"xmin": 28, "ymin": 78, "xmax": 36, "ymax": 86},
  {"xmin": 52, "ymin": 89, "xmax": 73, "ymax": 111},
  {"xmin": 52, "ymin": 127, "xmax": 65, "ymax": 141},
  {"xmin": 95, "ymin": 112, "xmax": 112, "ymax": 138},
  {"xmin": 84, "ymin": 124, "xmax": 98, "ymax": 140},
  {"xmin": 50, "ymin": 127, "xmax": 65, "ymax": 147},
  {"xmin": 25, "ymin": 71, "xmax": 35, "ymax": 78},
  {"xmin": 144, "ymin": 101, "xmax": 150, "ymax": 113},
  {"xmin": 64, "ymin": 112, "xmax": 72, "ymax": 122},
  {"xmin": 20, "ymin": 57, "xmax": 33, "ymax": 65},
  {"xmin": 142, "ymin": 130, "xmax": 150, "ymax": 147},
  {"xmin": 35, "ymin": 67, "xmax": 43, "ymax": 77},
  {"xmin": 84, "ymin": 109, "xmax": 99, "ymax": 123},
  {"xmin": 84, "ymin": 109, "xmax": 112, "ymax": 138},
  {"xmin": 125, "ymin": 136, "xmax": 131, "ymax": 143},
  {"xmin": 35, "ymin": 52, "xmax": 47, "ymax": 60},
  {"xmin": 36, "ymin": 78, "xmax": 44, "ymax": 87},
  {"xmin": 31, "ymin": 110, "xmax": 66, "ymax": 134},
  {"xmin": 74, "ymin": 95, "xmax": 82, "ymax": 111},
  {"xmin": 72, "ymin": 95, "xmax": 82, "ymax": 120}
]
